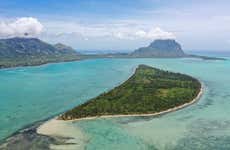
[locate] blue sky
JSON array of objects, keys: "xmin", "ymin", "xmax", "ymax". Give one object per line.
[{"xmin": 0, "ymin": 0, "xmax": 230, "ymax": 51}]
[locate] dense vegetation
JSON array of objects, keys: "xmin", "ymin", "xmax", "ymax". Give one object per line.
[{"xmin": 60, "ymin": 65, "xmax": 201, "ymax": 120}]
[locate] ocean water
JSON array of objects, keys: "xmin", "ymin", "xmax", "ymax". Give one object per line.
[{"xmin": 1, "ymin": 58, "xmax": 230, "ymax": 149}]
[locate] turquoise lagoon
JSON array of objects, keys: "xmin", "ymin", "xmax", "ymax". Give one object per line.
[{"xmin": 1, "ymin": 58, "xmax": 230, "ymax": 149}]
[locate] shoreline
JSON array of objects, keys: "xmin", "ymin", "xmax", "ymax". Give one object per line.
[
  {"xmin": 0, "ymin": 54, "xmax": 226, "ymax": 70},
  {"xmin": 0, "ymin": 58, "xmax": 82, "ymax": 70},
  {"xmin": 58, "ymin": 81, "xmax": 204, "ymax": 122},
  {"xmin": 35, "ymin": 82, "xmax": 203, "ymax": 150},
  {"xmin": 0, "ymin": 79, "xmax": 204, "ymax": 149}
]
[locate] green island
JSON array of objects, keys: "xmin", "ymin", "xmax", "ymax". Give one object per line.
[{"xmin": 60, "ymin": 65, "xmax": 201, "ymax": 120}]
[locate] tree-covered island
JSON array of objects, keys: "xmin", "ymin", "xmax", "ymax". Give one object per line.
[{"xmin": 60, "ymin": 65, "xmax": 201, "ymax": 120}]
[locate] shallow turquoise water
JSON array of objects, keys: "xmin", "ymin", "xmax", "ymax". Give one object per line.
[{"xmin": 1, "ymin": 58, "xmax": 230, "ymax": 149}]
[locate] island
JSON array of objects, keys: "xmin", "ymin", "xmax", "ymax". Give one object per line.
[
  {"xmin": 80, "ymin": 39, "xmax": 226, "ymax": 60},
  {"xmin": 59, "ymin": 65, "xmax": 202, "ymax": 120},
  {"xmin": 129, "ymin": 39, "xmax": 225, "ymax": 60}
]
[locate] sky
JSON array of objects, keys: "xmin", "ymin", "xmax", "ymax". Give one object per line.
[{"xmin": 0, "ymin": 0, "xmax": 230, "ymax": 51}]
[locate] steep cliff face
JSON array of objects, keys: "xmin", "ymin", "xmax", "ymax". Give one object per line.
[{"xmin": 131, "ymin": 39, "xmax": 185, "ymax": 57}]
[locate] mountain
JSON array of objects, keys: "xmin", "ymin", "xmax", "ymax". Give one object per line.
[
  {"xmin": 131, "ymin": 39, "xmax": 185, "ymax": 57},
  {"xmin": 0, "ymin": 37, "xmax": 81, "ymax": 68},
  {"xmin": 53, "ymin": 43, "xmax": 80, "ymax": 54},
  {"xmin": 0, "ymin": 37, "xmax": 78, "ymax": 58}
]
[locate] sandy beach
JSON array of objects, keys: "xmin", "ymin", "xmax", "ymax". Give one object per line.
[{"xmin": 37, "ymin": 119, "xmax": 86, "ymax": 150}]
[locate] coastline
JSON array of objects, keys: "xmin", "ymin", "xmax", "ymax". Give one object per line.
[
  {"xmin": 0, "ymin": 57, "xmax": 81, "ymax": 70},
  {"xmin": 59, "ymin": 82, "xmax": 204, "ymax": 122},
  {"xmin": 35, "ymin": 81, "xmax": 204, "ymax": 149},
  {"xmin": 0, "ymin": 54, "xmax": 226, "ymax": 70}
]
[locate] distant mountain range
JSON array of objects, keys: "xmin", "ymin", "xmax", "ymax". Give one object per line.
[
  {"xmin": 131, "ymin": 39, "xmax": 185, "ymax": 57},
  {"xmin": 0, "ymin": 37, "xmax": 226, "ymax": 69}
]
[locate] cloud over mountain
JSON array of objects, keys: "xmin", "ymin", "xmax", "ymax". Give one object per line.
[
  {"xmin": 0, "ymin": 17, "xmax": 43, "ymax": 38},
  {"xmin": 112, "ymin": 27, "xmax": 175, "ymax": 40},
  {"xmin": 136, "ymin": 27, "xmax": 175, "ymax": 39}
]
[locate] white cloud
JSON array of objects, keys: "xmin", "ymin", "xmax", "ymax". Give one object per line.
[
  {"xmin": 112, "ymin": 27, "xmax": 175, "ymax": 40},
  {"xmin": 42, "ymin": 19, "xmax": 176, "ymax": 41},
  {"xmin": 135, "ymin": 30, "xmax": 147, "ymax": 38},
  {"xmin": 145, "ymin": 27, "xmax": 176, "ymax": 39},
  {"xmin": 0, "ymin": 17, "xmax": 43, "ymax": 38}
]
